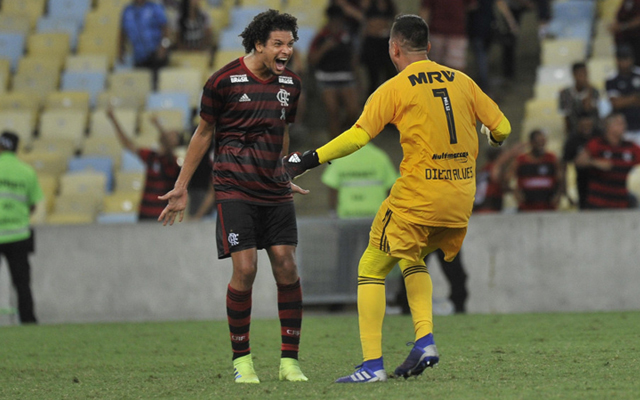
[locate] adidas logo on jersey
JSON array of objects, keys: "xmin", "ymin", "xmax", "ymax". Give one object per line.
[
  {"xmin": 239, "ymin": 94, "xmax": 251, "ymax": 102},
  {"xmin": 288, "ymin": 153, "xmax": 301, "ymax": 163}
]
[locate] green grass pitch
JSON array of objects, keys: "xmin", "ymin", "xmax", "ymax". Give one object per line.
[{"xmin": 1, "ymin": 311, "xmax": 639, "ymax": 399}]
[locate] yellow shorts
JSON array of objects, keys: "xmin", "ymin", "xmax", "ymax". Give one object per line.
[{"xmin": 369, "ymin": 198, "xmax": 467, "ymax": 264}]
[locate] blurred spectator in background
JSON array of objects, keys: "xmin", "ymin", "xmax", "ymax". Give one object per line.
[
  {"xmin": 176, "ymin": 0, "xmax": 214, "ymax": 54},
  {"xmin": 106, "ymin": 109, "xmax": 181, "ymax": 221},
  {"xmin": 511, "ymin": 129, "xmax": 561, "ymax": 211},
  {"xmin": 308, "ymin": 5, "xmax": 360, "ymax": 139},
  {"xmin": 474, "ymin": 143, "xmax": 526, "ymax": 213},
  {"xmin": 576, "ymin": 113, "xmax": 640, "ymax": 209},
  {"xmin": 498, "ymin": 0, "xmax": 535, "ymax": 82},
  {"xmin": 467, "ymin": 0, "xmax": 518, "ymax": 94},
  {"xmin": 359, "ymin": 0, "xmax": 397, "ymax": 97},
  {"xmin": 559, "ymin": 62, "xmax": 601, "ymax": 136},
  {"xmin": 562, "ymin": 113, "xmax": 600, "ymax": 210},
  {"xmin": 606, "ymin": 45, "xmax": 640, "ymax": 145},
  {"xmin": 119, "ymin": 0, "xmax": 171, "ymax": 89},
  {"xmin": 333, "ymin": 0, "xmax": 364, "ymax": 39},
  {"xmin": 609, "ymin": 0, "xmax": 640, "ymax": 65},
  {"xmin": 419, "ymin": 0, "xmax": 477, "ymax": 71},
  {"xmin": 0, "ymin": 132, "xmax": 42, "ymax": 324}
]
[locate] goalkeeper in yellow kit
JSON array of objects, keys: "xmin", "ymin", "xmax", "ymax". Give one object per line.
[{"xmin": 285, "ymin": 14, "xmax": 511, "ymax": 383}]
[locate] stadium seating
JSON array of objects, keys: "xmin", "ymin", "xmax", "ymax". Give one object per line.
[
  {"xmin": 19, "ymin": 150, "xmax": 69, "ymax": 177},
  {"xmin": 36, "ymin": 16, "xmax": 81, "ymax": 51},
  {"xmin": 61, "ymin": 70, "xmax": 106, "ymax": 107},
  {"xmin": 587, "ymin": 57, "xmax": 616, "ymax": 92},
  {"xmin": 27, "ymin": 32, "xmax": 71, "ymax": 63},
  {"xmin": 540, "ymin": 39, "xmax": 588, "ymax": 67},
  {"xmin": 77, "ymin": 30, "xmax": 119, "ymax": 67},
  {"xmin": 0, "ymin": 15, "xmax": 31, "ymax": 36},
  {"xmin": 29, "ymin": 137, "xmax": 77, "ymax": 161},
  {"xmin": 628, "ymin": 166, "xmax": 640, "ymax": 201},
  {"xmin": 1, "ymin": 0, "xmax": 47, "ymax": 29},
  {"xmin": 46, "ymin": 91, "xmax": 91, "ymax": 113},
  {"xmin": 109, "ymin": 70, "xmax": 154, "ymax": 108},
  {"xmin": 12, "ymin": 71, "xmax": 60, "ymax": 103},
  {"xmin": 120, "ymin": 149, "xmax": 146, "ymax": 172},
  {"xmin": 46, "ymin": 212, "xmax": 95, "ymax": 225},
  {"xmin": 18, "ymin": 56, "xmax": 64, "ymax": 77},
  {"xmin": 67, "ymin": 155, "xmax": 114, "ymax": 192},
  {"xmin": 83, "ymin": 135, "xmax": 122, "ymax": 169},
  {"xmin": 158, "ymin": 67, "xmax": 204, "ymax": 108},
  {"xmin": 146, "ymin": 92, "xmax": 191, "ymax": 129},
  {"xmin": 212, "ymin": 49, "xmax": 246, "ymax": 71},
  {"xmin": 0, "ymin": 32, "xmax": 25, "ymax": 71},
  {"xmin": 59, "ymin": 170, "xmax": 107, "ymax": 198},
  {"xmin": 0, "ymin": 109, "xmax": 35, "ymax": 150},
  {"xmin": 38, "ymin": 109, "xmax": 88, "ymax": 149},
  {"xmin": 47, "ymin": 0, "xmax": 92, "ymax": 26},
  {"xmin": 0, "ymin": 59, "xmax": 9, "ymax": 93},
  {"xmin": 0, "ymin": 91, "xmax": 40, "ymax": 113},
  {"xmin": 101, "ymin": 191, "xmax": 141, "ymax": 213},
  {"xmin": 114, "ymin": 170, "xmax": 145, "ymax": 193},
  {"xmin": 65, "ymin": 54, "xmax": 109, "ymax": 73},
  {"xmin": 89, "ymin": 108, "xmax": 137, "ymax": 139}
]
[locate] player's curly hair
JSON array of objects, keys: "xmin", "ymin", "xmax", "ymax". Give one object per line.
[{"xmin": 240, "ymin": 9, "xmax": 299, "ymax": 54}]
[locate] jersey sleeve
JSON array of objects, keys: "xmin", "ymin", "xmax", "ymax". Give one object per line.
[
  {"xmin": 471, "ymin": 79, "xmax": 505, "ymax": 130},
  {"xmin": 355, "ymin": 83, "xmax": 397, "ymax": 138},
  {"xmin": 200, "ymin": 75, "xmax": 225, "ymax": 124}
]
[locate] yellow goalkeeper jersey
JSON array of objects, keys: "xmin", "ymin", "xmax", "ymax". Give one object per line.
[{"xmin": 356, "ymin": 60, "xmax": 506, "ymax": 227}]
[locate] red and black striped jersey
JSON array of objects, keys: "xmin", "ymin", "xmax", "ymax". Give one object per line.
[
  {"xmin": 474, "ymin": 161, "xmax": 503, "ymax": 213},
  {"xmin": 138, "ymin": 149, "xmax": 181, "ymax": 219},
  {"xmin": 515, "ymin": 152, "xmax": 559, "ymax": 211},
  {"xmin": 585, "ymin": 137, "xmax": 640, "ymax": 209},
  {"xmin": 200, "ymin": 57, "xmax": 302, "ymax": 204}
]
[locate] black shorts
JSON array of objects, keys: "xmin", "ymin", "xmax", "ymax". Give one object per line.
[{"xmin": 216, "ymin": 201, "xmax": 298, "ymax": 259}]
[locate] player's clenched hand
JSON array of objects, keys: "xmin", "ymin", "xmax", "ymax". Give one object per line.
[
  {"xmin": 158, "ymin": 187, "xmax": 188, "ymax": 226},
  {"xmin": 282, "ymin": 150, "xmax": 320, "ymax": 180},
  {"xmin": 481, "ymin": 124, "xmax": 503, "ymax": 147}
]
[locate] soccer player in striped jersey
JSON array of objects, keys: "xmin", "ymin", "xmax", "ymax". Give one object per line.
[
  {"xmin": 284, "ymin": 14, "xmax": 512, "ymax": 382},
  {"xmin": 158, "ymin": 10, "xmax": 309, "ymax": 383}
]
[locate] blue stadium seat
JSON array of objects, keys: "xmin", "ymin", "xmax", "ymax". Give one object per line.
[
  {"xmin": 295, "ymin": 27, "xmax": 316, "ymax": 54},
  {"xmin": 37, "ymin": 16, "xmax": 81, "ymax": 51},
  {"xmin": 229, "ymin": 7, "xmax": 269, "ymax": 30},
  {"xmin": 0, "ymin": 32, "xmax": 25, "ymax": 71},
  {"xmin": 217, "ymin": 28, "xmax": 245, "ymax": 51},
  {"xmin": 146, "ymin": 91, "xmax": 191, "ymax": 129},
  {"xmin": 61, "ymin": 70, "xmax": 106, "ymax": 107},
  {"xmin": 48, "ymin": 0, "xmax": 92, "ymax": 26},
  {"xmin": 121, "ymin": 149, "xmax": 146, "ymax": 172},
  {"xmin": 68, "ymin": 155, "xmax": 114, "ymax": 192},
  {"xmin": 552, "ymin": 0, "xmax": 596, "ymax": 22}
]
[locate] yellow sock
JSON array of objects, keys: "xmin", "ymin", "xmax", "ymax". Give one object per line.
[
  {"xmin": 399, "ymin": 260, "xmax": 433, "ymax": 341},
  {"xmin": 357, "ymin": 245, "xmax": 399, "ymax": 361}
]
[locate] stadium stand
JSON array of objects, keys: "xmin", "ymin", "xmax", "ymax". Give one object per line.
[
  {"xmin": 0, "ymin": 109, "xmax": 35, "ymax": 150},
  {"xmin": 0, "ymin": 32, "xmax": 25, "ymax": 71}
]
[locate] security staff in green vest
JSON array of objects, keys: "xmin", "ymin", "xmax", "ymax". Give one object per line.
[{"xmin": 0, "ymin": 131, "xmax": 43, "ymax": 324}]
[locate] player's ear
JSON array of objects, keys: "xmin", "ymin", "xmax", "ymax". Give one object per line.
[
  {"xmin": 255, "ymin": 41, "xmax": 264, "ymax": 53},
  {"xmin": 426, "ymin": 41, "xmax": 431, "ymax": 55}
]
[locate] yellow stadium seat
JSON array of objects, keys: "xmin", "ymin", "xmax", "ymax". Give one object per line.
[
  {"xmin": 0, "ymin": 14, "xmax": 31, "ymax": 36},
  {"xmin": 521, "ymin": 115, "xmax": 565, "ymax": 143},
  {"xmin": 17, "ymin": 56, "xmax": 64, "ymax": 76},
  {"xmin": 84, "ymin": 10, "xmax": 120, "ymax": 35},
  {"xmin": 45, "ymin": 91, "xmax": 91, "ymax": 112},
  {"xmin": 59, "ymin": 171, "xmax": 107, "ymax": 197},
  {"xmin": 158, "ymin": 67, "xmax": 205, "ymax": 108},
  {"xmin": 18, "ymin": 150, "xmax": 68, "ymax": 177},
  {"xmin": 284, "ymin": 6, "xmax": 326, "ymax": 29},
  {"xmin": 38, "ymin": 109, "xmax": 88, "ymax": 147},
  {"xmin": 29, "ymin": 137, "xmax": 77, "ymax": 160},
  {"xmin": 95, "ymin": 0, "xmax": 130, "ymax": 13},
  {"xmin": 46, "ymin": 212, "xmax": 95, "ymax": 225},
  {"xmin": 0, "ymin": 59, "xmax": 9, "ymax": 93},
  {"xmin": 27, "ymin": 32, "xmax": 70, "ymax": 60},
  {"xmin": 82, "ymin": 135, "xmax": 122, "ymax": 168},
  {"xmin": 139, "ymin": 109, "xmax": 184, "ymax": 137},
  {"xmin": 0, "ymin": 91, "xmax": 39, "ymax": 112},
  {"xmin": 212, "ymin": 49, "xmax": 246, "ymax": 71},
  {"xmin": 533, "ymin": 82, "xmax": 564, "ymax": 100},
  {"xmin": 587, "ymin": 57, "xmax": 616, "ymax": 91},
  {"xmin": 286, "ymin": 0, "xmax": 329, "ymax": 9},
  {"xmin": 89, "ymin": 108, "xmax": 137, "ymax": 138},
  {"xmin": 1, "ymin": 0, "xmax": 46, "ymax": 28},
  {"xmin": 108, "ymin": 69, "xmax": 153, "ymax": 106},
  {"xmin": 102, "ymin": 191, "xmax": 141, "ymax": 213},
  {"xmin": 11, "ymin": 72, "xmax": 59, "ymax": 102},
  {"xmin": 241, "ymin": 0, "xmax": 284, "ymax": 9},
  {"xmin": 524, "ymin": 98, "xmax": 561, "ymax": 120},
  {"xmin": 170, "ymin": 52, "xmax": 211, "ymax": 75},
  {"xmin": 53, "ymin": 193, "xmax": 103, "ymax": 215},
  {"xmin": 0, "ymin": 109, "xmax": 35, "ymax": 149},
  {"xmin": 37, "ymin": 173, "xmax": 59, "ymax": 212},
  {"xmin": 65, "ymin": 54, "xmax": 109, "ymax": 73},
  {"xmin": 541, "ymin": 38, "xmax": 587, "ymax": 67},
  {"xmin": 96, "ymin": 91, "xmax": 144, "ymax": 110},
  {"xmin": 205, "ymin": 7, "xmax": 230, "ymax": 34},
  {"xmin": 115, "ymin": 170, "xmax": 145, "ymax": 193},
  {"xmin": 77, "ymin": 31, "xmax": 119, "ymax": 67}
]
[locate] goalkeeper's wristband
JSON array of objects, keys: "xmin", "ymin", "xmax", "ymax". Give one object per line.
[{"xmin": 489, "ymin": 132, "xmax": 503, "ymax": 147}]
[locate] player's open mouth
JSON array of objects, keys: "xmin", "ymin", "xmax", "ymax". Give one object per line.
[{"xmin": 275, "ymin": 58, "xmax": 287, "ymax": 72}]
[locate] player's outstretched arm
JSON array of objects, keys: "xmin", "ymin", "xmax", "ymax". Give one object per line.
[{"xmin": 283, "ymin": 125, "xmax": 371, "ymax": 179}]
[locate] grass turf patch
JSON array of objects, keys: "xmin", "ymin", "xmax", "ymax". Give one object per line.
[{"xmin": 1, "ymin": 311, "xmax": 638, "ymax": 399}]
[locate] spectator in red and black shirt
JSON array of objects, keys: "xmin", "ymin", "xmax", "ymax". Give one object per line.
[
  {"xmin": 575, "ymin": 113, "xmax": 640, "ymax": 209},
  {"xmin": 106, "ymin": 108, "xmax": 180, "ymax": 220},
  {"xmin": 474, "ymin": 142, "xmax": 526, "ymax": 213},
  {"xmin": 157, "ymin": 10, "xmax": 309, "ymax": 384},
  {"xmin": 511, "ymin": 129, "xmax": 561, "ymax": 211}
]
